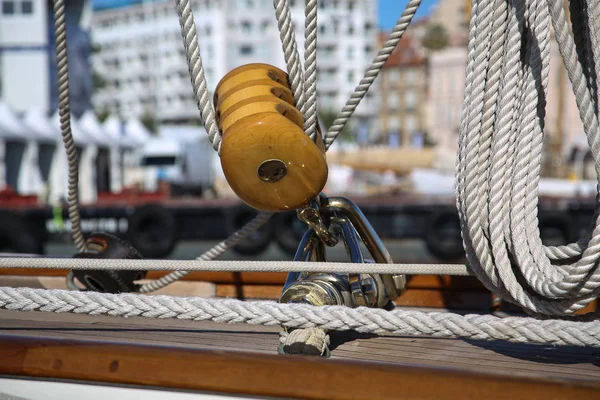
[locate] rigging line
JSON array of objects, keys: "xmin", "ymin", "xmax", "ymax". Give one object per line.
[
  {"xmin": 303, "ymin": 0, "xmax": 318, "ymax": 139},
  {"xmin": 273, "ymin": 0, "xmax": 305, "ymax": 110},
  {"xmin": 0, "ymin": 257, "xmax": 471, "ymax": 276},
  {"xmin": 1, "ymin": 286, "xmax": 599, "ymax": 348},
  {"xmin": 175, "ymin": 0, "xmax": 221, "ymax": 152},
  {"xmin": 52, "ymin": 0, "xmax": 86, "ymax": 253},
  {"xmin": 323, "ymin": 0, "xmax": 422, "ymax": 150}
]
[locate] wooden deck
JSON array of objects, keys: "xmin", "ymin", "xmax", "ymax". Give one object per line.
[{"xmin": 0, "ymin": 309, "xmax": 599, "ymax": 399}]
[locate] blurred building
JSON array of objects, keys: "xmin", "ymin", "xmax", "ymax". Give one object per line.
[
  {"xmin": 377, "ymin": 32, "xmax": 428, "ymax": 147},
  {"xmin": 91, "ymin": 0, "xmax": 378, "ymax": 125},
  {"xmin": 427, "ymin": 46, "xmax": 466, "ymax": 152},
  {"xmin": 429, "ymin": 0, "xmax": 470, "ymax": 46},
  {"xmin": 0, "ymin": 0, "xmax": 93, "ymax": 117}
]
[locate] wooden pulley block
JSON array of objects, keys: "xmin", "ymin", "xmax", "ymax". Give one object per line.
[
  {"xmin": 215, "ymin": 63, "xmax": 328, "ymax": 212},
  {"xmin": 215, "ymin": 79, "xmax": 295, "ymax": 120},
  {"xmin": 219, "ymin": 97, "xmax": 304, "ymax": 133},
  {"xmin": 214, "ymin": 63, "xmax": 289, "ymax": 98}
]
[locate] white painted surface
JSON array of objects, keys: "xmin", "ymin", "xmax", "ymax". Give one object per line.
[{"xmin": 0, "ymin": 377, "xmax": 265, "ymax": 400}]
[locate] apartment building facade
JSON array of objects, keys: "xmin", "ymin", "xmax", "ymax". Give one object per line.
[
  {"xmin": 91, "ymin": 0, "xmax": 379, "ymax": 126},
  {"xmin": 377, "ymin": 33, "xmax": 428, "ymax": 147}
]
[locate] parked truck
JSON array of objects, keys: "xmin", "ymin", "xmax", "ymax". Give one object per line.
[{"xmin": 140, "ymin": 125, "xmax": 216, "ymax": 197}]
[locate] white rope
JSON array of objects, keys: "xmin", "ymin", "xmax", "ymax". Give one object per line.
[
  {"xmin": 0, "ymin": 257, "xmax": 470, "ymax": 276},
  {"xmin": 303, "ymin": 0, "xmax": 318, "ymax": 139},
  {"xmin": 175, "ymin": 0, "xmax": 221, "ymax": 152},
  {"xmin": 323, "ymin": 0, "xmax": 422, "ymax": 149},
  {"xmin": 139, "ymin": 212, "xmax": 273, "ymax": 292},
  {"xmin": 456, "ymin": 0, "xmax": 600, "ymax": 316},
  {"xmin": 1, "ymin": 286, "xmax": 599, "ymax": 347},
  {"xmin": 52, "ymin": 0, "xmax": 86, "ymax": 253},
  {"xmin": 274, "ymin": 0, "xmax": 305, "ymax": 109},
  {"xmin": 279, "ymin": 327, "xmax": 330, "ymax": 356}
]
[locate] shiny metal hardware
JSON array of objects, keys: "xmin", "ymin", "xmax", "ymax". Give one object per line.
[
  {"xmin": 320, "ymin": 197, "xmax": 406, "ymax": 300},
  {"xmin": 297, "ymin": 204, "xmax": 338, "ymax": 247},
  {"xmin": 257, "ymin": 159, "xmax": 287, "ymax": 182},
  {"xmin": 280, "ymin": 196, "xmax": 405, "ymax": 309}
]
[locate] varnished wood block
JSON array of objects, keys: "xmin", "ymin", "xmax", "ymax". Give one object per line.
[
  {"xmin": 215, "ymin": 79, "xmax": 294, "ymax": 117},
  {"xmin": 220, "ymin": 113, "xmax": 328, "ymax": 211},
  {"xmin": 214, "ymin": 63, "xmax": 289, "ymax": 99},
  {"xmin": 220, "ymin": 98, "xmax": 304, "ymax": 133}
]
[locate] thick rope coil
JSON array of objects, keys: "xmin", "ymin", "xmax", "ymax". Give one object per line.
[
  {"xmin": 175, "ymin": 0, "xmax": 221, "ymax": 152},
  {"xmin": 323, "ymin": 0, "xmax": 422, "ymax": 149},
  {"xmin": 456, "ymin": 0, "xmax": 600, "ymax": 316},
  {"xmin": 139, "ymin": 212, "xmax": 273, "ymax": 292},
  {"xmin": 1, "ymin": 286, "xmax": 599, "ymax": 347},
  {"xmin": 52, "ymin": 0, "xmax": 86, "ymax": 253}
]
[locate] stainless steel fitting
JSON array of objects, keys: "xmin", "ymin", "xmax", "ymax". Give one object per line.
[{"xmin": 279, "ymin": 195, "xmax": 406, "ymax": 309}]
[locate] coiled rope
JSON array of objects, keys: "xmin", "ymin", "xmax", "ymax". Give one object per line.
[{"xmin": 457, "ymin": 0, "xmax": 600, "ymax": 316}]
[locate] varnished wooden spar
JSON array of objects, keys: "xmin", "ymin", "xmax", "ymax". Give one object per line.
[
  {"xmin": 0, "ymin": 333, "xmax": 599, "ymax": 399},
  {"xmin": 215, "ymin": 63, "xmax": 328, "ymax": 212}
]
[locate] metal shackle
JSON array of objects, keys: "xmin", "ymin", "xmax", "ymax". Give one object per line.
[{"xmin": 279, "ymin": 196, "xmax": 406, "ymax": 309}]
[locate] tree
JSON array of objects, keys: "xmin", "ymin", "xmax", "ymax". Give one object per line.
[
  {"xmin": 96, "ymin": 109, "xmax": 110, "ymax": 122},
  {"xmin": 423, "ymin": 24, "xmax": 449, "ymax": 51},
  {"xmin": 423, "ymin": 132, "xmax": 437, "ymax": 147},
  {"xmin": 318, "ymin": 108, "xmax": 356, "ymax": 143},
  {"xmin": 92, "ymin": 71, "xmax": 107, "ymax": 90},
  {"xmin": 140, "ymin": 111, "xmax": 158, "ymax": 135}
]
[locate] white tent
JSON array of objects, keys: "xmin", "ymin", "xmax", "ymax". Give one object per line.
[
  {"xmin": 0, "ymin": 102, "xmax": 43, "ymax": 194},
  {"xmin": 50, "ymin": 111, "xmax": 97, "ymax": 204},
  {"xmin": 124, "ymin": 118, "xmax": 152, "ymax": 146},
  {"xmin": 121, "ymin": 118, "xmax": 152, "ymax": 189},
  {"xmin": 21, "ymin": 109, "xmax": 62, "ymax": 198},
  {"xmin": 79, "ymin": 111, "xmax": 123, "ymax": 194},
  {"xmin": 102, "ymin": 115, "xmax": 129, "ymax": 192}
]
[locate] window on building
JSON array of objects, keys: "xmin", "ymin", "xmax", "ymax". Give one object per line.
[
  {"xmin": 388, "ymin": 69, "xmax": 400, "ymax": 83},
  {"xmin": 346, "ymin": 46, "xmax": 354, "ymax": 60},
  {"xmin": 21, "ymin": 0, "xmax": 32, "ymax": 14},
  {"xmin": 332, "ymin": 18, "xmax": 339, "ymax": 34},
  {"xmin": 405, "ymin": 91, "xmax": 416, "ymax": 109},
  {"xmin": 347, "ymin": 24, "xmax": 354, "ymax": 35},
  {"xmin": 289, "ymin": 0, "xmax": 296, "ymax": 7},
  {"xmin": 241, "ymin": 21, "xmax": 252, "ymax": 34},
  {"xmin": 238, "ymin": 0, "xmax": 253, "ymax": 8},
  {"xmin": 348, "ymin": 0, "xmax": 355, "ymax": 11},
  {"xmin": 205, "ymin": 25, "xmax": 212, "ymax": 36},
  {"xmin": 240, "ymin": 45, "xmax": 254, "ymax": 55},
  {"xmin": 388, "ymin": 93, "xmax": 399, "ymax": 110},
  {"xmin": 389, "ymin": 117, "xmax": 400, "ymax": 131},
  {"xmin": 406, "ymin": 70, "xmax": 416, "ymax": 83},
  {"xmin": 2, "ymin": 1, "xmax": 15, "ymax": 15},
  {"xmin": 347, "ymin": 71, "xmax": 355, "ymax": 84},
  {"xmin": 405, "ymin": 115, "xmax": 417, "ymax": 133},
  {"xmin": 364, "ymin": 45, "xmax": 373, "ymax": 55},
  {"xmin": 261, "ymin": 20, "xmax": 270, "ymax": 32},
  {"xmin": 320, "ymin": 25, "xmax": 326, "ymax": 34}
]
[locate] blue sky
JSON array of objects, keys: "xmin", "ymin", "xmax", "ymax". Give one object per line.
[
  {"xmin": 378, "ymin": 0, "xmax": 439, "ymax": 29},
  {"xmin": 93, "ymin": 0, "xmax": 440, "ymax": 26}
]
